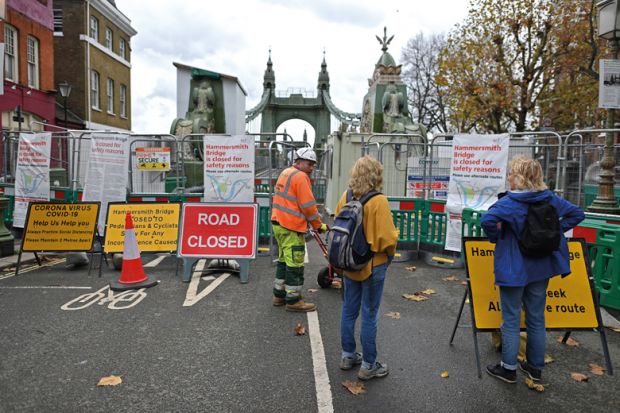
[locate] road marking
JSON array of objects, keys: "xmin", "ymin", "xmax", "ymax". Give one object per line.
[
  {"xmin": 183, "ymin": 260, "xmax": 231, "ymax": 307},
  {"xmin": 307, "ymin": 311, "xmax": 334, "ymax": 413},
  {"xmin": 61, "ymin": 286, "xmax": 147, "ymax": 311},
  {"xmin": 0, "ymin": 258, "xmax": 66, "ymax": 281},
  {"xmin": 144, "ymin": 255, "xmax": 167, "ymax": 267},
  {"xmin": 0, "ymin": 286, "xmax": 91, "ymax": 289}
]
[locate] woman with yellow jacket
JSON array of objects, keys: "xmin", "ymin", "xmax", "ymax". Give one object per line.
[{"xmin": 335, "ymin": 156, "xmax": 398, "ymax": 381}]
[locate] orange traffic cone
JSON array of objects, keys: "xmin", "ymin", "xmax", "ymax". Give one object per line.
[{"xmin": 109, "ymin": 212, "xmax": 158, "ymax": 291}]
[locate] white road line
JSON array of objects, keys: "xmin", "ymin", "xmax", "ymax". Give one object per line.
[
  {"xmin": 307, "ymin": 311, "xmax": 334, "ymax": 413},
  {"xmin": 0, "ymin": 286, "xmax": 92, "ymax": 289},
  {"xmin": 183, "ymin": 259, "xmax": 230, "ymax": 307},
  {"xmin": 144, "ymin": 255, "xmax": 167, "ymax": 267}
]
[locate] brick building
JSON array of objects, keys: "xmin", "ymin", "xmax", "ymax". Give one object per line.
[{"xmin": 53, "ymin": 0, "xmax": 136, "ymax": 132}]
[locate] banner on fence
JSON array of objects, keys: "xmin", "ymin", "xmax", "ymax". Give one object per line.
[
  {"xmin": 13, "ymin": 133, "xmax": 52, "ymax": 228},
  {"xmin": 178, "ymin": 203, "xmax": 257, "ymax": 259},
  {"xmin": 464, "ymin": 239, "xmax": 599, "ymax": 329},
  {"xmin": 445, "ymin": 134, "xmax": 509, "ymax": 252},
  {"xmin": 406, "ymin": 154, "xmax": 451, "ymax": 199},
  {"xmin": 82, "ymin": 133, "xmax": 130, "ymax": 235},
  {"xmin": 104, "ymin": 202, "xmax": 181, "ymax": 253},
  {"xmin": 22, "ymin": 202, "xmax": 100, "ymax": 251},
  {"xmin": 203, "ymin": 135, "xmax": 254, "ymax": 202},
  {"xmin": 135, "ymin": 147, "xmax": 171, "ymax": 171}
]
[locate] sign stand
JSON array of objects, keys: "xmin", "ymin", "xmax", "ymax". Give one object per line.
[
  {"xmin": 179, "ymin": 257, "xmax": 250, "ymax": 283},
  {"xmin": 451, "ymin": 238, "xmax": 613, "ymax": 378}
]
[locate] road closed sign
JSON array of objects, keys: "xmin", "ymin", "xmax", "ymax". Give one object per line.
[{"xmin": 178, "ymin": 203, "xmax": 257, "ymax": 259}]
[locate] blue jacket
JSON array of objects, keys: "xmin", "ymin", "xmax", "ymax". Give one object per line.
[{"xmin": 480, "ymin": 189, "xmax": 585, "ymax": 287}]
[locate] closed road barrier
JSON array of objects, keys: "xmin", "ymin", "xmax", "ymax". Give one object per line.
[
  {"xmin": 104, "ymin": 202, "xmax": 181, "ymax": 253},
  {"xmin": 178, "ymin": 203, "xmax": 257, "ymax": 259},
  {"xmin": 22, "ymin": 202, "xmax": 100, "ymax": 252}
]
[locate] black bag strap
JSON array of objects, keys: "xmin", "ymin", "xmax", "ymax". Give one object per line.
[{"xmin": 346, "ymin": 189, "xmax": 381, "ymax": 205}]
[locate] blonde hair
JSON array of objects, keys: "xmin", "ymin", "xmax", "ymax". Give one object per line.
[
  {"xmin": 349, "ymin": 156, "xmax": 383, "ymax": 198},
  {"xmin": 509, "ymin": 155, "xmax": 547, "ymax": 191}
]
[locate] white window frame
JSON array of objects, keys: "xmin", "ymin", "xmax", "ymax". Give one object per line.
[
  {"xmin": 107, "ymin": 78, "xmax": 114, "ymax": 114},
  {"xmin": 120, "ymin": 84, "xmax": 127, "ymax": 117},
  {"xmin": 119, "ymin": 38, "xmax": 126, "ymax": 59},
  {"xmin": 105, "ymin": 28, "xmax": 113, "ymax": 50},
  {"xmin": 27, "ymin": 36, "xmax": 39, "ymax": 89},
  {"xmin": 91, "ymin": 70, "xmax": 100, "ymax": 109},
  {"xmin": 4, "ymin": 24, "xmax": 18, "ymax": 82},
  {"xmin": 90, "ymin": 16, "xmax": 99, "ymax": 40}
]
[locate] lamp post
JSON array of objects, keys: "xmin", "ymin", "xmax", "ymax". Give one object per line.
[
  {"xmin": 57, "ymin": 81, "xmax": 71, "ymax": 171},
  {"xmin": 591, "ymin": 0, "xmax": 620, "ymax": 214}
]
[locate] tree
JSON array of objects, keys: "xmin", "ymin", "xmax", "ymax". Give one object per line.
[
  {"xmin": 401, "ymin": 32, "xmax": 450, "ymax": 133},
  {"xmin": 437, "ymin": 0, "xmax": 603, "ymax": 133}
]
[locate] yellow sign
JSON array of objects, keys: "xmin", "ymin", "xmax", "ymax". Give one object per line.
[
  {"xmin": 135, "ymin": 147, "xmax": 171, "ymax": 171},
  {"xmin": 464, "ymin": 240, "xmax": 599, "ymax": 330},
  {"xmin": 23, "ymin": 202, "xmax": 100, "ymax": 252},
  {"xmin": 104, "ymin": 203, "xmax": 180, "ymax": 253}
]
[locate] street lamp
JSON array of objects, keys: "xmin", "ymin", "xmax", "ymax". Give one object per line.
[
  {"xmin": 590, "ymin": 0, "xmax": 620, "ymax": 214},
  {"xmin": 58, "ymin": 81, "xmax": 72, "ymax": 129}
]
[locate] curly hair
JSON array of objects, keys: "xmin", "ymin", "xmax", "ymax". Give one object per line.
[
  {"xmin": 509, "ymin": 155, "xmax": 547, "ymax": 191},
  {"xmin": 349, "ymin": 156, "xmax": 384, "ymax": 198}
]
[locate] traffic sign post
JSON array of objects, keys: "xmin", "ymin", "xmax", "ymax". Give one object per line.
[{"xmin": 177, "ymin": 203, "xmax": 258, "ymax": 283}]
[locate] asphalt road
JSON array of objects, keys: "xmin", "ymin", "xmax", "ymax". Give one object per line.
[{"xmin": 0, "ymin": 241, "xmax": 618, "ymax": 412}]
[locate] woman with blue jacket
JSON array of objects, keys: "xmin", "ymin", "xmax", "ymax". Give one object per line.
[{"xmin": 481, "ymin": 155, "xmax": 584, "ymax": 384}]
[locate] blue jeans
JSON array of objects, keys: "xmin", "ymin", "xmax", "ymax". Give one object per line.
[
  {"xmin": 499, "ymin": 278, "xmax": 549, "ymax": 370},
  {"xmin": 341, "ymin": 263, "xmax": 387, "ymax": 370}
]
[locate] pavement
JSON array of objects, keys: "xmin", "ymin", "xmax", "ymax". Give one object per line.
[{"xmin": 0, "ymin": 238, "xmax": 40, "ymax": 271}]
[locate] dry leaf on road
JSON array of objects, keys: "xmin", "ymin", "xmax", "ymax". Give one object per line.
[
  {"xmin": 570, "ymin": 372, "xmax": 588, "ymax": 382},
  {"xmin": 307, "ymin": 289, "xmax": 318, "ymax": 293},
  {"xmin": 440, "ymin": 371, "xmax": 449, "ymax": 378},
  {"xmin": 385, "ymin": 311, "xmax": 401, "ymax": 319},
  {"xmin": 403, "ymin": 293, "xmax": 428, "ymax": 302},
  {"xmin": 97, "ymin": 375, "xmax": 122, "ymax": 387},
  {"xmin": 442, "ymin": 276, "xmax": 460, "ymax": 282},
  {"xmin": 544, "ymin": 354, "xmax": 555, "ymax": 364},
  {"xmin": 589, "ymin": 363, "xmax": 605, "ymax": 376},
  {"xmin": 294, "ymin": 323, "xmax": 306, "ymax": 336},
  {"xmin": 460, "ymin": 281, "xmax": 468, "ymax": 286},
  {"xmin": 405, "ymin": 266, "xmax": 417, "ymax": 272},
  {"xmin": 342, "ymin": 380, "xmax": 366, "ymax": 395},
  {"xmin": 525, "ymin": 377, "xmax": 545, "ymax": 392},
  {"xmin": 420, "ymin": 288, "xmax": 436, "ymax": 295},
  {"xmin": 557, "ymin": 336, "xmax": 580, "ymax": 347}
]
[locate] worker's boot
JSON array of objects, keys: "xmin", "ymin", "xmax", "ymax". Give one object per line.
[
  {"xmin": 285, "ymin": 299, "xmax": 316, "ymax": 312},
  {"xmin": 272, "ymin": 296, "xmax": 285, "ymax": 306}
]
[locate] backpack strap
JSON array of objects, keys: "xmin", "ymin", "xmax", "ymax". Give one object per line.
[
  {"xmin": 346, "ymin": 188, "xmax": 353, "ymax": 203},
  {"xmin": 359, "ymin": 190, "xmax": 381, "ymax": 205}
]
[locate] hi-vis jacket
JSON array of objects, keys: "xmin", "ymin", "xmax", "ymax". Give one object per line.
[{"xmin": 271, "ymin": 166, "xmax": 322, "ymax": 233}]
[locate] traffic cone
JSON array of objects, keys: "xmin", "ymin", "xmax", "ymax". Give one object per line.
[{"xmin": 109, "ymin": 212, "xmax": 158, "ymax": 291}]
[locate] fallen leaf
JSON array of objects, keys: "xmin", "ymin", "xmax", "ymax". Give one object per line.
[
  {"xmin": 460, "ymin": 281, "xmax": 468, "ymax": 286},
  {"xmin": 342, "ymin": 380, "xmax": 366, "ymax": 395},
  {"xmin": 405, "ymin": 266, "xmax": 417, "ymax": 272},
  {"xmin": 403, "ymin": 293, "xmax": 428, "ymax": 302},
  {"xmin": 544, "ymin": 354, "xmax": 555, "ymax": 364},
  {"xmin": 420, "ymin": 288, "xmax": 436, "ymax": 295},
  {"xmin": 385, "ymin": 311, "xmax": 401, "ymax": 319},
  {"xmin": 525, "ymin": 377, "xmax": 545, "ymax": 392},
  {"xmin": 589, "ymin": 363, "xmax": 605, "ymax": 376},
  {"xmin": 97, "ymin": 375, "xmax": 122, "ymax": 386},
  {"xmin": 294, "ymin": 323, "xmax": 306, "ymax": 336},
  {"xmin": 570, "ymin": 372, "xmax": 589, "ymax": 382},
  {"xmin": 307, "ymin": 288, "xmax": 318, "ymax": 293},
  {"xmin": 557, "ymin": 336, "xmax": 580, "ymax": 347},
  {"xmin": 442, "ymin": 276, "xmax": 460, "ymax": 282},
  {"xmin": 440, "ymin": 371, "xmax": 449, "ymax": 378}
]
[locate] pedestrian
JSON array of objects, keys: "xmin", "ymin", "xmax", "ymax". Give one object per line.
[
  {"xmin": 337, "ymin": 156, "xmax": 398, "ymax": 381},
  {"xmin": 481, "ymin": 155, "xmax": 584, "ymax": 384},
  {"xmin": 271, "ymin": 147, "xmax": 328, "ymax": 312}
]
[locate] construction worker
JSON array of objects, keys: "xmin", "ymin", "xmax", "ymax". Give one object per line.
[{"xmin": 271, "ymin": 147, "xmax": 328, "ymax": 312}]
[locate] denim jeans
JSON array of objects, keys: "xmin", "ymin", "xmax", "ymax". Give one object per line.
[
  {"xmin": 499, "ymin": 278, "xmax": 549, "ymax": 370},
  {"xmin": 341, "ymin": 263, "xmax": 387, "ymax": 370}
]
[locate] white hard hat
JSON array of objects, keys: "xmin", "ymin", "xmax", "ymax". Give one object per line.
[{"xmin": 294, "ymin": 147, "xmax": 317, "ymax": 163}]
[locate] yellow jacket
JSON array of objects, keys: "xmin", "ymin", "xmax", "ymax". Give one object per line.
[
  {"xmin": 272, "ymin": 166, "xmax": 321, "ymax": 232},
  {"xmin": 335, "ymin": 192, "xmax": 398, "ymax": 281}
]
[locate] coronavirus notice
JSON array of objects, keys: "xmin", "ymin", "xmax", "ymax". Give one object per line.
[{"xmin": 178, "ymin": 203, "xmax": 257, "ymax": 258}]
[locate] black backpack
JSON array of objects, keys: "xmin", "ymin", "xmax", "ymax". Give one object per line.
[
  {"xmin": 518, "ymin": 201, "xmax": 561, "ymax": 258},
  {"xmin": 327, "ymin": 190, "xmax": 380, "ymax": 271}
]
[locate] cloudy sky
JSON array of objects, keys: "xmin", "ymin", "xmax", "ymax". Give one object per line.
[{"xmin": 116, "ymin": 0, "xmax": 470, "ymax": 142}]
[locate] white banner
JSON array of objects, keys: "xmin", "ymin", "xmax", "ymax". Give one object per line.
[
  {"xmin": 445, "ymin": 134, "xmax": 510, "ymax": 252},
  {"xmin": 599, "ymin": 59, "xmax": 620, "ymax": 109},
  {"xmin": 82, "ymin": 134, "xmax": 130, "ymax": 234},
  {"xmin": 13, "ymin": 133, "xmax": 52, "ymax": 228},
  {"xmin": 203, "ymin": 135, "xmax": 255, "ymax": 202}
]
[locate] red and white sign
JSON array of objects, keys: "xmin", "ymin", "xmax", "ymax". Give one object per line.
[{"xmin": 178, "ymin": 203, "xmax": 257, "ymax": 259}]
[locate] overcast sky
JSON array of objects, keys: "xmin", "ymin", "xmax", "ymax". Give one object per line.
[{"xmin": 116, "ymin": 0, "xmax": 470, "ymax": 142}]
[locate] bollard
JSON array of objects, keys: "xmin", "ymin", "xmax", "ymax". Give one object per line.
[{"xmin": 0, "ymin": 197, "xmax": 15, "ymax": 257}]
